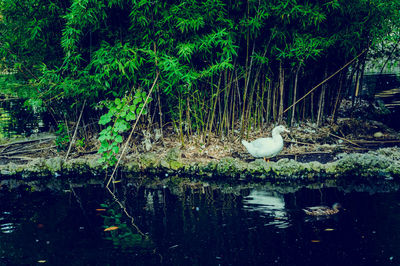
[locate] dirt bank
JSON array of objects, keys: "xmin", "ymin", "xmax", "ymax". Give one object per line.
[{"xmin": 1, "ymin": 118, "xmax": 399, "ymax": 183}]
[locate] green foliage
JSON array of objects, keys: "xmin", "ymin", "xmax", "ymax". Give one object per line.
[
  {"xmin": 55, "ymin": 123, "xmax": 70, "ymax": 151},
  {"xmin": 75, "ymin": 137, "xmax": 86, "ymax": 151},
  {"xmin": 1, "ymin": 0, "xmax": 399, "ymax": 158},
  {"xmin": 98, "ymin": 91, "xmax": 151, "ymax": 167}
]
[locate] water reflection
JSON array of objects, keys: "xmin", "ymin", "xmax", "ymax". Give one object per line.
[
  {"xmin": 0, "ymin": 222, "xmax": 16, "ymax": 234},
  {"xmin": 100, "ymin": 200, "xmax": 154, "ymax": 251},
  {"xmin": 1, "ymin": 182, "xmax": 400, "ymax": 265},
  {"xmin": 144, "ymin": 190, "xmax": 164, "ymax": 214},
  {"xmin": 243, "ymin": 190, "xmax": 291, "ymax": 228},
  {"xmin": 0, "ymin": 211, "xmax": 16, "ymax": 234}
]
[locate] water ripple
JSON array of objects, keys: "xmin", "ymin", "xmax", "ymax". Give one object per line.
[{"xmin": 0, "ymin": 211, "xmax": 17, "ymax": 234}]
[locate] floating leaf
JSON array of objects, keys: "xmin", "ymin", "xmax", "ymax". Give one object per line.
[
  {"xmin": 311, "ymin": 240, "xmax": 320, "ymax": 243},
  {"xmin": 112, "ymin": 180, "xmax": 122, "ymax": 183},
  {"xmin": 38, "ymin": 260, "xmax": 47, "ymax": 263},
  {"xmin": 324, "ymin": 228, "xmax": 335, "ymax": 231},
  {"xmin": 104, "ymin": 226, "xmax": 119, "ymax": 231},
  {"xmin": 96, "ymin": 209, "xmax": 106, "ymax": 211}
]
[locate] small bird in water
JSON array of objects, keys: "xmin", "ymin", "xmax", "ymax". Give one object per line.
[
  {"xmin": 241, "ymin": 125, "xmax": 290, "ymax": 162},
  {"xmin": 303, "ymin": 203, "xmax": 342, "ymax": 216}
]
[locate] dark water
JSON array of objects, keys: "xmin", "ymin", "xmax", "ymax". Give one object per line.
[{"xmin": 1, "ymin": 181, "xmax": 399, "ymax": 265}]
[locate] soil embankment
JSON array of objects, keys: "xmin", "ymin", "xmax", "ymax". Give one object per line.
[{"xmin": 1, "ymin": 118, "xmax": 399, "ymax": 184}]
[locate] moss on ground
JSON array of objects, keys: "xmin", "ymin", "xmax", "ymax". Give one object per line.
[{"xmin": 0, "ymin": 147, "xmax": 399, "ymax": 183}]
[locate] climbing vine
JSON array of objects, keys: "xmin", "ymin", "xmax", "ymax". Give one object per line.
[{"xmin": 98, "ymin": 91, "xmax": 151, "ymax": 167}]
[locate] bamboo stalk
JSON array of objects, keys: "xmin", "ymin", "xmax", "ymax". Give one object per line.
[
  {"xmin": 157, "ymin": 84, "xmax": 163, "ymax": 140},
  {"xmin": 327, "ymin": 132, "xmax": 361, "ymax": 147},
  {"xmin": 260, "ymin": 77, "xmax": 266, "ymax": 128},
  {"xmin": 266, "ymin": 78, "xmax": 271, "ymax": 124},
  {"xmin": 331, "ymin": 72, "xmax": 344, "ymax": 122},
  {"xmin": 206, "ymin": 74, "xmax": 222, "ymax": 144},
  {"xmin": 204, "ymin": 77, "xmax": 213, "ymax": 140},
  {"xmin": 240, "ymin": 42, "xmax": 255, "ymax": 138},
  {"xmin": 317, "ymin": 68, "xmax": 327, "ymax": 126},
  {"xmin": 1, "ymin": 146, "xmax": 58, "ymax": 155},
  {"xmin": 178, "ymin": 98, "xmax": 184, "ymax": 145},
  {"xmin": 0, "ymin": 155, "xmax": 36, "ymax": 160},
  {"xmin": 230, "ymin": 79, "xmax": 236, "ymax": 137},
  {"xmin": 221, "ymin": 69, "xmax": 233, "ymax": 136},
  {"xmin": 311, "ymin": 92, "xmax": 314, "ymax": 122},
  {"xmin": 186, "ymin": 94, "xmax": 192, "ymax": 136},
  {"xmin": 316, "ymin": 88, "xmax": 324, "ymax": 126},
  {"xmin": 273, "ymin": 80, "xmax": 278, "ymax": 121},
  {"xmin": 283, "ymin": 47, "xmax": 369, "ymax": 114},
  {"xmin": 356, "ymin": 53, "xmax": 367, "ymax": 99},
  {"xmin": 65, "ymin": 99, "xmax": 86, "ymax": 160},
  {"xmin": 353, "ymin": 59, "xmax": 361, "ymax": 100},
  {"xmin": 352, "ymin": 139, "xmax": 400, "ymax": 144},
  {"xmin": 0, "ymin": 136, "xmax": 55, "ymax": 148},
  {"xmin": 278, "ymin": 61, "xmax": 284, "ymax": 124},
  {"xmin": 290, "ymin": 65, "xmax": 300, "ymax": 126}
]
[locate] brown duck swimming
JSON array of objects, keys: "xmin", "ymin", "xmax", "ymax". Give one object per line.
[{"xmin": 303, "ymin": 203, "xmax": 342, "ymax": 216}]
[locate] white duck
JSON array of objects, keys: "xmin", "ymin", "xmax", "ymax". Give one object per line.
[{"xmin": 242, "ymin": 125, "xmax": 289, "ymax": 161}]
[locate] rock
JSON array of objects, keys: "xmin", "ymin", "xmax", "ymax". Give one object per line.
[
  {"xmin": 0, "ymin": 147, "xmax": 399, "ymax": 183},
  {"xmin": 334, "ymin": 148, "xmax": 400, "ymax": 178},
  {"xmin": 156, "ymin": 148, "xmax": 184, "ymax": 171},
  {"xmin": 166, "ymin": 148, "xmax": 181, "ymax": 161},
  {"xmin": 45, "ymin": 157, "xmax": 63, "ymax": 173},
  {"xmin": 215, "ymin": 157, "xmax": 241, "ymax": 176},
  {"xmin": 139, "ymin": 153, "xmax": 160, "ymax": 169}
]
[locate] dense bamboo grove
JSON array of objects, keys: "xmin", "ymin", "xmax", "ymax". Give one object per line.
[{"xmin": 1, "ymin": 0, "xmax": 400, "ymax": 163}]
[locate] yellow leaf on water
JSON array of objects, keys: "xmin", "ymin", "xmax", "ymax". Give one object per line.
[
  {"xmin": 96, "ymin": 209, "xmax": 106, "ymax": 211},
  {"xmin": 324, "ymin": 228, "xmax": 335, "ymax": 231},
  {"xmin": 112, "ymin": 180, "xmax": 122, "ymax": 183},
  {"xmin": 104, "ymin": 226, "xmax": 119, "ymax": 231},
  {"xmin": 38, "ymin": 260, "xmax": 47, "ymax": 263},
  {"xmin": 311, "ymin": 240, "xmax": 321, "ymax": 243}
]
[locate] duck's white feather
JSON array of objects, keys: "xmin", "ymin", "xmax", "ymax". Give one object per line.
[
  {"xmin": 242, "ymin": 125, "xmax": 289, "ymax": 159},
  {"xmin": 242, "ymin": 136, "xmax": 283, "ymax": 158}
]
